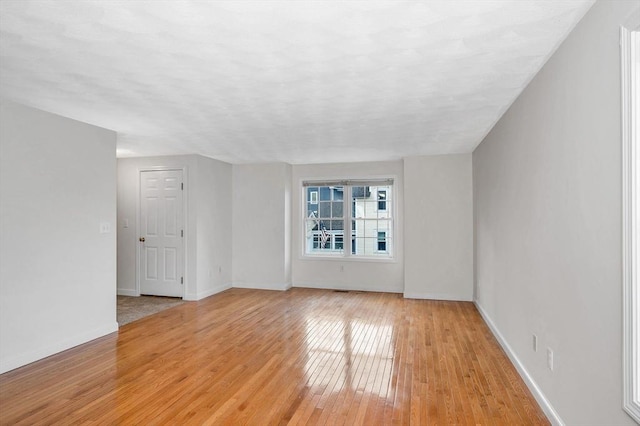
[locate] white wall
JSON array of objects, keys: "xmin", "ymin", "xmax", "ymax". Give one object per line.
[
  {"xmin": 232, "ymin": 163, "xmax": 292, "ymax": 290},
  {"xmin": 117, "ymin": 154, "xmax": 232, "ymax": 300},
  {"xmin": 291, "ymin": 161, "xmax": 404, "ymax": 293},
  {"xmin": 473, "ymin": 1, "xmax": 639, "ymax": 425},
  {"xmin": 196, "ymin": 155, "xmax": 233, "ymax": 298},
  {"xmin": 404, "ymin": 154, "xmax": 473, "ymax": 301},
  {"xmin": 0, "ymin": 100, "xmax": 118, "ymax": 373}
]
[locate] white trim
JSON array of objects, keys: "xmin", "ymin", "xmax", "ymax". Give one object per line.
[
  {"xmin": 117, "ymin": 289, "xmax": 138, "ymax": 297},
  {"xmin": 475, "ymin": 302, "xmax": 563, "ymax": 426},
  {"xmin": 293, "ymin": 282, "xmax": 401, "ymax": 294},
  {"xmin": 299, "ymin": 176, "xmax": 398, "ymax": 261},
  {"xmin": 136, "ymin": 166, "xmax": 188, "ymax": 300},
  {"xmin": 184, "ymin": 283, "xmax": 232, "ymax": 301},
  {"xmin": 621, "ymin": 21, "xmax": 640, "ymax": 424},
  {"xmin": 403, "ymin": 292, "xmax": 472, "ymax": 302},
  {"xmin": 232, "ymin": 282, "xmax": 292, "ymax": 291},
  {"xmin": 0, "ymin": 322, "xmax": 118, "ymax": 374},
  {"xmin": 301, "ymin": 252, "xmax": 398, "ymax": 264},
  {"xmin": 302, "ymin": 178, "xmax": 394, "ymax": 187}
]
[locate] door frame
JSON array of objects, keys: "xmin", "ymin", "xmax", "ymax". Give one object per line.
[{"xmin": 135, "ymin": 166, "xmax": 188, "ymax": 299}]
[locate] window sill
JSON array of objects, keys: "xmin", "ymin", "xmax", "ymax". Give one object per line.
[{"xmin": 301, "ymin": 254, "xmax": 397, "ymax": 264}]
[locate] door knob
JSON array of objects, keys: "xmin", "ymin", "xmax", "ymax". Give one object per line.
[{"xmin": 139, "ymin": 237, "xmax": 145, "ymax": 242}]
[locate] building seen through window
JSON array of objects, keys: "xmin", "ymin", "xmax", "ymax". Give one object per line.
[{"xmin": 304, "ymin": 181, "xmax": 393, "ymax": 258}]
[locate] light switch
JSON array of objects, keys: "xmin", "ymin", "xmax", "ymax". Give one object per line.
[{"xmin": 123, "ymin": 219, "xmax": 129, "ymax": 228}]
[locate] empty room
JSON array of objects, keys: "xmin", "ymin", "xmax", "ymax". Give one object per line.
[{"xmin": 1, "ymin": 0, "xmax": 639, "ymax": 425}]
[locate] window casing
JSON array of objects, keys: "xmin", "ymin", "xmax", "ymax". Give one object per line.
[
  {"xmin": 303, "ymin": 179, "xmax": 394, "ymax": 259},
  {"xmin": 622, "ymin": 22, "xmax": 640, "ymax": 424}
]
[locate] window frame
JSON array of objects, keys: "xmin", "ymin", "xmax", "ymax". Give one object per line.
[
  {"xmin": 622, "ymin": 21, "xmax": 640, "ymax": 424},
  {"xmin": 301, "ymin": 178, "xmax": 396, "ymax": 262}
]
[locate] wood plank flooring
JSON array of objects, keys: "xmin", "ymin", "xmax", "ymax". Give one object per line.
[{"xmin": 0, "ymin": 288, "xmax": 549, "ymax": 425}]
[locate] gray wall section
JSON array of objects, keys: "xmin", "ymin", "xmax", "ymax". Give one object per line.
[
  {"xmin": 0, "ymin": 100, "xmax": 118, "ymax": 373},
  {"xmin": 473, "ymin": 1, "xmax": 639, "ymax": 424},
  {"xmin": 196, "ymin": 155, "xmax": 233, "ymax": 297},
  {"xmin": 232, "ymin": 163, "xmax": 292, "ymax": 290},
  {"xmin": 404, "ymin": 154, "xmax": 473, "ymax": 301}
]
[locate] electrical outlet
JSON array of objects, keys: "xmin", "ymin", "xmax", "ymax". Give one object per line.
[
  {"xmin": 547, "ymin": 348, "xmax": 554, "ymax": 371},
  {"xmin": 99, "ymin": 222, "xmax": 111, "ymax": 234},
  {"xmin": 532, "ymin": 334, "xmax": 538, "ymax": 352}
]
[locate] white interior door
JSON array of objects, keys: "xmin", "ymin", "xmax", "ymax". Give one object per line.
[{"xmin": 139, "ymin": 170, "xmax": 184, "ymax": 297}]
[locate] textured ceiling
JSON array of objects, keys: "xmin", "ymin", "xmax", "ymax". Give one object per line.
[{"xmin": 0, "ymin": 0, "xmax": 594, "ymax": 164}]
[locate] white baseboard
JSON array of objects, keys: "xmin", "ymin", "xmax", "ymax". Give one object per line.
[
  {"xmin": 293, "ymin": 282, "xmax": 401, "ymax": 293},
  {"xmin": 0, "ymin": 321, "xmax": 119, "ymax": 374},
  {"xmin": 117, "ymin": 288, "xmax": 137, "ymax": 296},
  {"xmin": 403, "ymin": 291, "xmax": 472, "ymax": 301},
  {"xmin": 232, "ymin": 282, "xmax": 292, "ymax": 291},
  {"xmin": 474, "ymin": 301, "xmax": 564, "ymax": 426},
  {"xmin": 184, "ymin": 283, "xmax": 232, "ymax": 301}
]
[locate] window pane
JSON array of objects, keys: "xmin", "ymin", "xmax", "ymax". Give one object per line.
[
  {"xmin": 319, "ymin": 187, "xmax": 332, "ymax": 201},
  {"xmin": 377, "ymin": 219, "xmax": 391, "ymax": 235},
  {"xmin": 308, "ymin": 189, "xmax": 319, "ymax": 205},
  {"xmin": 364, "ymin": 219, "xmax": 377, "ymax": 236},
  {"xmin": 307, "ymin": 187, "xmax": 318, "ymax": 201},
  {"xmin": 320, "ymin": 231, "xmax": 331, "ymax": 249},
  {"xmin": 351, "ymin": 185, "xmax": 393, "ymax": 257},
  {"xmin": 377, "ymin": 231, "xmax": 386, "ymax": 251},
  {"xmin": 366, "ymin": 200, "xmax": 378, "ymax": 217},
  {"xmin": 306, "ymin": 187, "xmax": 319, "ymax": 216},
  {"xmin": 304, "ymin": 183, "xmax": 391, "ymax": 258},
  {"xmin": 333, "ymin": 186, "xmax": 344, "ymax": 201},
  {"xmin": 329, "ymin": 220, "xmax": 343, "ymax": 231},
  {"xmin": 305, "ymin": 187, "xmax": 344, "ymax": 255},
  {"xmin": 305, "ymin": 218, "xmax": 318, "ymax": 237},
  {"xmin": 378, "ymin": 189, "xmax": 387, "ymax": 210},
  {"xmin": 319, "ymin": 201, "xmax": 331, "ymax": 218},
  {"xmin": 332, "ymin": 201, "xmax": 343, "ymax": 218},
  {"xmin": 352, "ymin": 186, "xmax": 366, "ymax": 198}
]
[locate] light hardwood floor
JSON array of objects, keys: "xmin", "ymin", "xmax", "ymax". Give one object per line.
[{"xmin": 0, "ymin": 288, "xmax": 548, "ymax": 425}]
